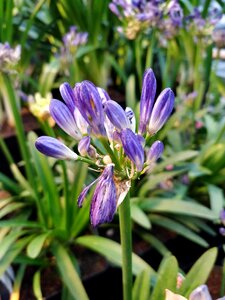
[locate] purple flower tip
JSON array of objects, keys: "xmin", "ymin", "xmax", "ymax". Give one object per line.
[
  {"xmin": 148, "ymin": 88, "xmax": 174, "ymax": 135},
  {"xmin": 147, "ymin": 140, "xmax": 164, "ymax": 163},
  {"xmin": 139, "ymin": 68, "xmax": 157, "ymax": 135},
  {"xmin": 120, "ymin": 128, "xmax": 144, "ymax": 171}
]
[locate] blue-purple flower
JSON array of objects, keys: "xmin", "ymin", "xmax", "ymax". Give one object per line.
[{"xmin": 35, "ymin": 68, "xmax": 174, "ymax": 226}]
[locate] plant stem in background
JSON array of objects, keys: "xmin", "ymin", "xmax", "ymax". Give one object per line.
[{"xmin": 119, "ymin": 191, "xmax": 132, "ymax": 300}]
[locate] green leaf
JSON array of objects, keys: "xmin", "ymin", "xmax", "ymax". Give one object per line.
[
  {"xmin": 131, "ymin": 203, "xmax": 151, "ymax": 229},
  {"xmin": 33, "ymin": 270, "xmax": 42, "ymax": 300},
  {"xmin": 27, "ymin": 232, "xmax": 50, "ymax": 259},
  {"xmin": 11, "ymin": 265, "xmax": 26, "ymax": 300},
  {"xmin": 151, "ymin": 256, "xmax": 178, "ymax": 300},
  {"xmin": 179, "ymin": 248, "xmax": 217, "ymax": 297},
  {"xmin": 52, "ymin": 242, "xmax": 89, "ymax": 300},
  {"xmin": 0, "ymin": 236, "xmax": 31, "ymax": 278},
  {"xmin": 0, "ymin": 203, "xmax": 26, "ymax": 219},
  {"xmin": 0, "ymin": 230, "xmax": 26, "ymax": 260},
  {"xmin": 155, "ymin": 151, "xmax": 198, "ymax": 172},
  {"xmin": 75, "ymin": 236, "xmax": 156, "ymax": 276},
  {"xmin": 138, "ymin": 232, "xmax": 170, "ymax": 257},
  {"xmin": 132, "ymin": 268, "xmax": 151, "ymax": 300},
  {"xmin": 150, "ymin": 215, "xmax": 209, "ymax": 247},
  {"xmin": 126, "ymin": 75, "xmax": 136, "ymax": 111},
  {"xmin": 208, "ymin": 184, "xmax": 224, "ymax": 215},
  {"xmin": 139, "ymin": 170, "xmax": 187, "ymax": 195},
  {"xmin": 138, "ymin": 198, "xmax": 217, "ymax": 220}
]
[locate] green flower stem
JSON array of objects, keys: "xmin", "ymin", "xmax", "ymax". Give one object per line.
[
  {"xmin": 134, "ymin": 37, "xmax": 143, "ymax": 89},
  {"xmin": 119, "ymin": 191, "xmax": 132, "ymax": 300}
]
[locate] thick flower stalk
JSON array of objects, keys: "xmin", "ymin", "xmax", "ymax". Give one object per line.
[{"xmin": 35, "ymin": 68, "xmax": 174, "ymax": 227}]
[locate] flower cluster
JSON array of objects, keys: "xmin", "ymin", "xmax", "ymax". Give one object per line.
[
  {"xmin": 109, "ymin": 0, "xmax": 222, "ymax": 43},
  {"xmin": 109, "ymin": 0, "xmax": 183, "ymax": 40},
  {"xmin": 186, "ymin": 7, "xmax": 222, "ymax": 44},
  {"xmin": 61, "ymin": 26, "xmax": 88, "ymax": 57},
  {"xmin": 0, "ymin": 42, "xmax": 21, "ymax": 74},
  {"xmin": 166, "ymin": 284, "xmax": 225, "ymax": 300},
  {"xmin": 35, "ymin": 69, "xmax": 174, "ymax": 226}
]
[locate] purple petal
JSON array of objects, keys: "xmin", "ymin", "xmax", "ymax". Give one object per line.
[
  {"xmin": 104, "ymin": 100, "xmax": 128, "ymax": 131},
  {"xmin": 50, "ymin": 99, "xmax": 82, "ymax": 140},
  {"xmin": 77, "ymin": 179, "xmax": 98, "ymax": 208},
  {"xmin": 139, "ymin": 68, "xmax": 156, "ymax": 134},
  {"xmin": 109, "ymin": 3, "xmax": 121, "ymax": 17},
  {"xmin": 78, "ymin": 136, "xmax": 91, "ymax": 156},
  {"xmin": 78, "ymin": 136, "xmax": 96, "ymax": 158},
  {"xmin": 125, "ymin": 107, "xmax": 136, "ymax": 132},
  {"xmin": 90, "ymin": 165, "xmax": 117, "ymax": 227},
  {"xmin": 97, "ymin": 87, "xmax": 110, "ymax": 103},
  {"xmin": 73, "ymin": 107, "xmax": 89, "ymax": 135},
  {"xmin": 148, "ymin": 88, "xmax": 174, "ymax": 135},
  {"xmin": 35, "ymin": 136, "xmax": 78, "ymax": 160},
  {"xmin": 60, "ymin": 82, "xmax": 76, "ymax": 113},
  {"xmin": 74, "ymin": 81, "xmax": 106, "ymax": 136},
  {"xmin": 189, "ymin": 285, "xmax": 211, "ymax": 300},
  {"xmin": 120, "ymin": 128, "xmax": 144, "ymax": 171},
  {"xmin": 146, "ymin": 140, "xmax": 164, "ymax": 163}
]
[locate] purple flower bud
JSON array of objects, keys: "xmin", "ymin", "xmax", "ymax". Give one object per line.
[
  {"xmin": 148, "ymin": 88, "xmax": 174, "ymax": 135},
  {"xmin": 139, "ymin": 69, "xmax": 156, "ymax": 135},
  {"xmin": 78, "ymin": 136, "xmax": 96, "ymax": 158},
  {"xmin": 74, "ymin": 81, "xmax": 106, "ymax": 136},
  {"xmin": 104, "ymin": 100, "xmax": 129, "ymax": 131},
  {"xmin": 219, "ymin": 227, "xmax": 225, "ymax": 236},
  {"xmin": 59, "ymin": 82, "xmax": 76, "ymax": 113},
  {"xmin": 120, "ymin": 128, "xmax": 144, "ymax": 171},
  {"xmin": 90, "ymin": 165, "xmax": 117, "ymax": 227},
  {"xmin": 109, "ymin": 3, "xmax": 121, "ymax": 17},
  {"xmin": 146, "ymin": 141, "xmax": 164, "ymax": 163},
  {"xmin": 35, "ymin": 136, "xmax": 78, "ymax": 160},
  {"xmin": 189, "ymin": 285, "xmax": 211, "ymax": 300},
  {"xmin": 50, "ymin": 99, "xmax": 82, "ymax": 140}
]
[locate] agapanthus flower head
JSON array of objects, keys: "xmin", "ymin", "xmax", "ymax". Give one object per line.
[
  {"xmin": 62, "ymin": 26, "xmax": 88, "ymax": 52},
  {"xmin": 60, "ymin": 26, "xmax": 88, "ymax": 66},
  {"xmin": 0, "ymin": 42, "xmax": 21, "ymax": 74},
  {"xmin": 35, "ymin": 68, "xmax": 174, "ymax": 226},
  {"xmin": 186, "ymin": 7, "xmax": 222, "ymax": 43},
  {"xmin": 109, "ymin": 0, "xmax": 162, "ymax": 39}
]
